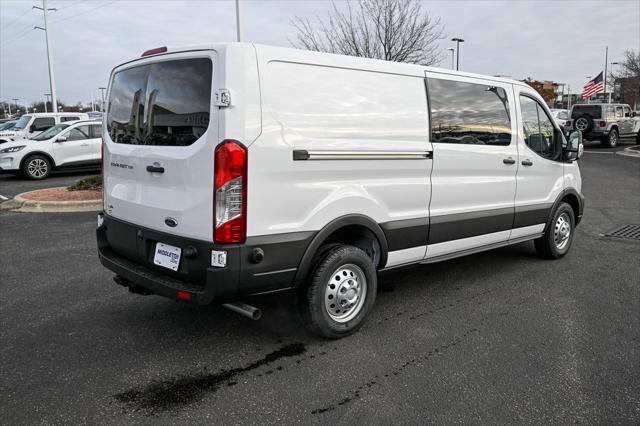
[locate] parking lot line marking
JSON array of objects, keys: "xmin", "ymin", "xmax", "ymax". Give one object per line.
[
  {"xmin": 583, "ymin": 151, "xmax": 614, "ymax": 154},
  {"xmin": 0, "ymin": 194, "xmax": 8, "ymax": 201}
]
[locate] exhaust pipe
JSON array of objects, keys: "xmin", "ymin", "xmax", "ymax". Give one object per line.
[{"xmin": 222, "ymin": 302, "xmax": 262, "ymax": 320}]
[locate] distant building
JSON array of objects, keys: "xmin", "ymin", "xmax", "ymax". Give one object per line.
[{"xmin": 521, "ymin": 79, "xmax": 559, "ymax": 107}]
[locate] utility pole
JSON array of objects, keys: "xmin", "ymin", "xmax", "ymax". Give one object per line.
[
  {"xmin": 603, "ymin": 46, "xmax": 608, "ymax": 103},
  {"xmin": 98, "ymin": 87, "xmax": 107, "ymax": 112},
  {"xmin": 451, "ymin": 38, "xmax": 465, "ymax": 71},
  {"xmin": 33, "ymin": 0, "xmax": 58, "ymax": 114},
  {"xmin": 235, "ymin": 0, "xmax": 243, "ymax": 42},
  {"xmin": 44, "ymin": 93, "xmax": 51, "ymax": 112}
]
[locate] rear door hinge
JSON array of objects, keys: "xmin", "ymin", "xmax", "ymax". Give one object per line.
[{"xmin": 214, "ymin": 89, "xmax": 231, "ymax": 108}]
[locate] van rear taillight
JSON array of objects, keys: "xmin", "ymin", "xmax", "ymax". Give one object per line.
[
  {"xmin": 141, "ymin": 46, "xmax": 167, "ymax": 57},
  {"xmin": 214, "ymin": 140, "xmax": 247, "ymax": 244}
]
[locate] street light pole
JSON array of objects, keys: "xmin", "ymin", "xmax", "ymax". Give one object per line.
[
  {"xmin": 610, "ymin": 62, "xmax": 620, "ymax": 103},
  {"xmin": 451, "ymin": 38, "xmax": 465, "ymax": 71},
  {"xmin": 33, "ymin": 0, "xmax": 58, "ymax": 114},
  {"xmin": 12, "ymin": 98, "xmax": 19, "ymax": 115},
  {"xmin": 44, "ymin": 93, "xmax": 51, "ymax": 113},
  {"xmin": 447, "ymin": 48, "xmax": 455, "ymax": 70},
  {"xmin": 235, "ymin": 0, "xmax": 243, "ymax": 42},
  {"xmin": 98, "ymin": 87, "xmax": 107, "ymax": 112}
]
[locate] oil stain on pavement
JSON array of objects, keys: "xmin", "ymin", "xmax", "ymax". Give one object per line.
[{"xmin": 114, "ymin": 343, "xmax": 306, "ymax": 414}]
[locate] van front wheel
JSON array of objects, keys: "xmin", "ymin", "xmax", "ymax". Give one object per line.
[
  {"xmin": 534, "ymin": 202, "xmax": 575, "ymax": 259},
  {"xmin": 299, "ymin": 244, "xmax": 377, "ymax": 339}
]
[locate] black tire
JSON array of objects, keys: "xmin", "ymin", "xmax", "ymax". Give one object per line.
[
  {"xmin": 573, "ymin": 114, "xmax": 593, "ymax": 133},
  {"xmin": 601, "ymin": 128, "xmax": 618, "ymax": 148},
  {"xmin": 298, "ymin": 244, "xmax": 377, "ymax": 339},
  {"xmin": 21, "ymin": 154, "xmax": 52, "ymax": 180},
  {"xmin": 534, "ymin": 202, "xmax": 575, "ymax": 259}
]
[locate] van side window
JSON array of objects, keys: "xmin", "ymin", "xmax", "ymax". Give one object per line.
[
  {"xmin": 428, "ymin": 79, "xmax": 512, "ymax": 146},
  {"xmin": 66, "ymin": 125, "xmax": 91, "ymax": 141},
  {"xmin": 60, "ymin": 116, "xmax": 80, "ymax": 122},
  {"xmin": 32, "ymin": 117, "xmax": 55, "ymax": 131},
  {"xmin": 520, "ymin": 96, "xmax": 556, "ymax": 160}
]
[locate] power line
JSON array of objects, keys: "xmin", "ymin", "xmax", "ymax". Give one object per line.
[
  {"xmin": 0, "ymin": 6, "xmax": 33, "ymax": 31},
  {"xmin": 50, "ymin": 0, "xmax": 117, "ymax": 24}
]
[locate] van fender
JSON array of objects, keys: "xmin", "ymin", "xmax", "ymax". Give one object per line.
[
  {"xmin": 546, "ymin": 187, "xmax": 584, "ymax": 229},
  {"xmin": 293, "ymin": 214, "xmax": 389, "ymax": 286}
]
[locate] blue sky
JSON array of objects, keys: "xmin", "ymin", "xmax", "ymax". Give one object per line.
[{"xmin": 1, "ymin": 0, "xmax": 638, "ymax": 107}]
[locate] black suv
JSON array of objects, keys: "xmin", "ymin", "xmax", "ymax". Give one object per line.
[{"xmin": 565, "ymin": 103, "xmax": 637, "ymax": 147}]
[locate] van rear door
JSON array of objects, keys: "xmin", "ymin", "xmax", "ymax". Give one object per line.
[{"xmin": 103, "ymin": 52, "xmax": 217, "ymax": 241}]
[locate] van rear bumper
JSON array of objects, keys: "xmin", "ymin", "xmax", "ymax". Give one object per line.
[{"xmin": 97, "ymin": 213, "xmax": 313, "ymax": 304}]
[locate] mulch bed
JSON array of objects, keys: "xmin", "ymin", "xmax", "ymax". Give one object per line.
[{"xmin": 20, "ymin": 187, "xmax": 101, "ymax": 202}]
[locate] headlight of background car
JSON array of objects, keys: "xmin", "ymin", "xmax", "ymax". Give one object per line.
[{"xmin": 0, "ymin": 145, "xmax": 26, "ymax": 154}]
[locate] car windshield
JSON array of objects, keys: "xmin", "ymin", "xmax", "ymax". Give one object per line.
[
  {"xmin": 0, "ymin": 121, "xmax": 16, "ymax": 131},
  {"xmin": 12, "ymin": 115, "xmax": 32, "ymax": 130},
  {"xmin": 31, "ymin": 123, "xmax": 70, "ymax": 140}
]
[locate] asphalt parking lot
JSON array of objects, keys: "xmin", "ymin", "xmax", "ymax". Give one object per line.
[{"xmin": 1, "ymin": 145, "xmax": 639, "ymax": 424}]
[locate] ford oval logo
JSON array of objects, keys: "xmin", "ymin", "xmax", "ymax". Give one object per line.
[{"xmin": 164, "ymin": 217, "xmax": 178, "ymax": 228}]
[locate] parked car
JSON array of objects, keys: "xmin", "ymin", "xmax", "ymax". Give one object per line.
[
  {"xmin": 0, "ymin": 112, "xmax": 89, "ymax": 144},
  {"xmin": 0, "ymin": 119, "xmax": 102, "ymax": 179},
  {"xmin": 550, "ymin": 109, "xmax": 569, "ymax": 128},
  {"xmin": 565, "ymin": 103, "xmax": 637, "ymax": 147},
  {"xmin": 0, "ymin": 120, "xmax": 17, "ymax": 131},
  {"xmin": 97, "ymin": 43, "xmax": 585, "ymax": 339}
]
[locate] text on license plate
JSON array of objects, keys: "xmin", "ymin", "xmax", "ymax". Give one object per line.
[{"xmin": 154, "ymin": 242, "xmax": 181, "ymax": 271}]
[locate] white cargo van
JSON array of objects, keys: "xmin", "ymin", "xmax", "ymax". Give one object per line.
[
  {"xmin": 98, "ymin": 43, "xmax": 585, "ymax": 338},
  {"xmin": 0, "ymin": 112, "xmax": 89, "ymax": 143}
]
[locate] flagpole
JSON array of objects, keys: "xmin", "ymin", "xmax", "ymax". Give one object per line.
[{"xmin": 604, "ymin": 46, "xmax": 608, "ymax": 103}]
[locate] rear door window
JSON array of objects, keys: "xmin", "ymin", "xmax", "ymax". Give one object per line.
[
  {"xmin": 427, "ymin": 78, "xmax": 512, "ymax": 146},
  {"xmin": 32, "ymin": 117, "xmax": 55, "ymax": 131},
  {"xmin": 571, "ymin": 105, "xmax": 601, "ymax": 119},
  {"xmin": 107, "ymin": 58, "xmax": 212, "ymax": 146},
  {"xmin": 61, "ymin": 116, "xmax": 80, "ymax": 122}
]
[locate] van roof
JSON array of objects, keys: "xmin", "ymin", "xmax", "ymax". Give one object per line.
[
  {"xmin": 126, "ymin": 42, "xmax": 530, "ymax": 89},
  {"xmin": 22, "ymin": 112, "xmax": 89, "ymax": 117}
]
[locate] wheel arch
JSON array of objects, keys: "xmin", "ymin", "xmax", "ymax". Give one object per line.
[
  {"xmin": 293, "ymin": 214, "xmax": 389, "ymax": 287},
  {"xmin": 19, "ymin": 151, "xmax": 56, "ymax": 170},
  {"xmin": 547, "ymin": 188, "xmax": 584, "ymax": 229}
]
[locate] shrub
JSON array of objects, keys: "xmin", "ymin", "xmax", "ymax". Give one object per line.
[{"xmin": 68, "ymin": 175, "xmax": 102, "ymax": 191}]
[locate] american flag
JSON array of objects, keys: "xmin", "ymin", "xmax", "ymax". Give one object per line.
[{"xmin": 582, "ymin": 71, "xmax": 604, "ymax": 99}]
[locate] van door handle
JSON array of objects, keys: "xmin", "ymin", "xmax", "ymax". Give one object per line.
[
  {"xmin": 521, "ymin": 159, "xmax": 533, "ymax": 166},
  {"xmin": 503, "ymin": 157, "xmax": 516, "ymax": 164},
  {"xmin": 146, "ymin": 165, "xmax": 165, "ymax": 173}
]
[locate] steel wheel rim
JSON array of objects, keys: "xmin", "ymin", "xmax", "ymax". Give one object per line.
[
  {"xmin": 554, "ymin": 212, "xmax": 571, "ymax": 250},
  {"xmin": 575, "ymin": 118, "xmax": 588, "ymax": 131},
  {"xmin": 324, "ymin": 264, "xmax": 367, "ymax": 323},
  {"xmin": 28, "ymin": 159, "xmax": 47, "ymax": 178}
]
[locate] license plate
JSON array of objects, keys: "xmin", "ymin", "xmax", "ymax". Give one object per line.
[{"xmin": 153, "ymin": 242, "xmax": 181, "ymax": 271}]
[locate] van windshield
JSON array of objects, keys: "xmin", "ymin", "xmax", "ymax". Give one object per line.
[
  {"xmin": 107, "ymin": 58, "xmax": 212, "ymax": 146},
  {"xmin": 13, "ymin": 115, "xmax": 32, "ymax": 130}
]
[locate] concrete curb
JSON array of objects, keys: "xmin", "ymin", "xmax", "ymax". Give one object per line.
[
  {"xmin": 617, "ymin": 145, "xmax": 640, "ymax": 158},
  {"xmin": 1, "ymin": 189, "xmax": 102, "ymax": 213}
]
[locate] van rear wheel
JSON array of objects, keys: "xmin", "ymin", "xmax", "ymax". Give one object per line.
[
  {"xmin": 298, "ymin": 244, "xmax": 377, "ymax": 339},
  {"xmin": 534, "ymin": 202, "xmax": 575, "ymax": 259}
]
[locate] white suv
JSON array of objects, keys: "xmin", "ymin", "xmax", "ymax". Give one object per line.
[
  {"xmin": 98, "ymin": 43, "xmax": 585, "ymax": 338},
  {"xmin": 0, "ymin": 120, "xmax": 102, "ymax": 179},
  {"xmin": 0, "ymin": 112, "xmax": 89, "ymax": 144}
]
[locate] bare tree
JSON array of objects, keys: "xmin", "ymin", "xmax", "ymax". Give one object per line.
[
  {"xmin": 609, "ymin": 49, "xmax": 640, "ymax": 82},
  {"xmin": 290, "ymin": 0, "xmax": 445, "ymax": 66}
]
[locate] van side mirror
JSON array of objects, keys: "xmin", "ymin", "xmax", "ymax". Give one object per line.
[
  {"xmin": 632, "ymin": 111, "xmax": 637, "ymax": 117},
  {"xmin": 564, "ymin": 130, "xmax": 583, "ymax": 162},
  {"xmin": 29, "ymin": 124, "xmax": 36, "ymax": 133},
  {"xmin": 57, "ymin": 136, "xmax": 67, "ymax": 142}
]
